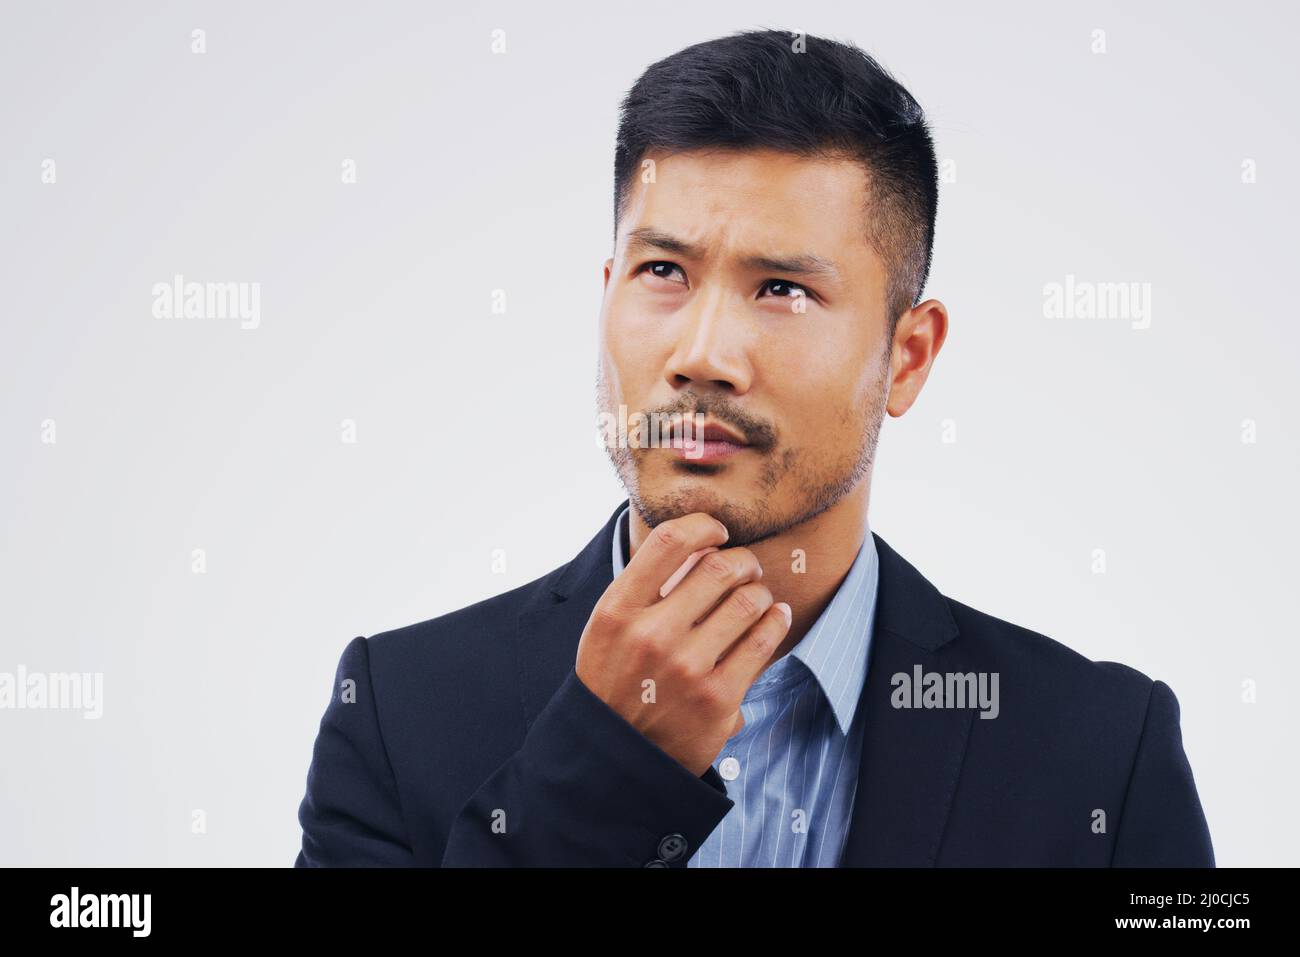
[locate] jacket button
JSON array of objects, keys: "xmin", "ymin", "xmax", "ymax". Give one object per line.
[
  {"xmin": 657, "ymin": 833, "xmax": 689, "ymax": 863},
  {"xmin": 643, "ymin": 858, "xmax": 669, "ymax": 867}
]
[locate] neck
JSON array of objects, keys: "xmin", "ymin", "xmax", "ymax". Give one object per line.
[{"xmin": 627, "ymin": 483, "xmax": 871, "ymax": 665}]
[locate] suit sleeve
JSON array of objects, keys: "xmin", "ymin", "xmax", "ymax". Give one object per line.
[
  {"xmin": 1111, "ymin": 679, "xmax": 1215, "ymax": 867},
  {"xmin": 295, "ymin": 636, "xmax": 416, "ymax": 866},
  {"xmin": 441, "ymin": 666, "xmax": 736, "ymax": 866}
]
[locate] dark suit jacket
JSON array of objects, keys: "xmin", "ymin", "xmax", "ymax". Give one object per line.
[{"xmin": 295, "ymin": 500, "xmax": 1214, "ymax": 867}]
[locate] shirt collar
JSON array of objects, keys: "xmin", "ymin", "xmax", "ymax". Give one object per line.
[{"xmin": 610, "ymin": 503, "xmax": 879, "ymax": 735}]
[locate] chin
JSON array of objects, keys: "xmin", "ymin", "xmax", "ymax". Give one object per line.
[
  {"xmin": 640, "ymin": 482, "xmax": 779, "ymax": 536},
  {"xmin": 634, "ymin": 481, "xmax": 725, "ymax": 522}
]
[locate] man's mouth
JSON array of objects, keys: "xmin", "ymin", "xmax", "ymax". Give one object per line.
[{"xmin": 665, "ymin": 420, "xmax": 751, "ymax": 463}]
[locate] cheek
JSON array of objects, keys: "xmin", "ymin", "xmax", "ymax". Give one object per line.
[
  {"xmin": 766, "ymin": 363, "xmax": 874, "ymax": 461},
  {"xmin": 797, "ymin": 331, "xmax": 882, "ymax": 399},
  {"xmin": 604, "ymin": 303, "xmax": 671, "ymax": 388},
  {"xmin": 603, "ymin": 337, "xmax": 643, "ymax": 399},
  {"xmin": 607, "ymin": 301, "xmax": 670, "ymax": 355},
  {"xmin": 761, "ymin": 319, "xmax": 857, "ymax": 380}
]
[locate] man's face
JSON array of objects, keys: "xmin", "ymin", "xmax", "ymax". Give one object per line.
[{"xmin": 597, "ymin": 147, "xmax": 894, "ymax": 547}]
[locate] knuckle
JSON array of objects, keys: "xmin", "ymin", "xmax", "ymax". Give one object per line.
[
  {"xmin": 725, "ymin": 547, "xmax": 762, "ymax": 582},
  {"xmin": 750, "ymin": 613, "xmax": 783, "ymax": 652},
  {"xmin": 695, "ymin": 676, "xmax": 732, "ymax": 713},
  {"xmin": 588, "ymin": 602, "xmax": 623, "ymax": 633},
  {"xmin": 653, "ymin": 522, "xmax": 682, "ymax": 550},
  {"xmin": 729, "ymin": 585, "xmax": 762, "ymax": 619},
  {"xmin": 624, "ymin": 619, "xmax": 660, "ymax": 653},
  {"xmin": 736, "ymin": 583, "xmax": 773, "ymax": 619},
  {"xmin": 664, "ymin": 652, "xmax": 702, "ymax": 684},
  {"xmin": 699, "ymin": 551, "xmax": 736, "ymax": 582}
]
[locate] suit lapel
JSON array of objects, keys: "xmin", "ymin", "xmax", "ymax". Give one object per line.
[
  {"xmin": 514, "ymin": 503, "xmax": 975, "ymax": 866},
  {"xmin": 838, "ymin": 532, "xmax": 974, "ymax": 866},
  {"xmin": 514, "ymin": 502, "xmax": 621, "ymax": 730}
]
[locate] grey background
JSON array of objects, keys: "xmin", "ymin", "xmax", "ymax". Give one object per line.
[{"xmin": 1, "ymin": 0, "xmax": 1295, "ymax": 865}]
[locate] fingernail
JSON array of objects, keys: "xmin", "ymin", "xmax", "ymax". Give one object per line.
[
  {"xmin": 660, "ymin": 546, "xmax": 718, "ymax": 598},
  {"xmin": 775, "ymin": 602, "xmax": 792, "ymax": 626},
  {"xmin": 716, "ymin": 520, "xmax": 729, "ymax": 542}
]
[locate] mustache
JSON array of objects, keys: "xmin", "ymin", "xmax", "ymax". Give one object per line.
[{"xmin": 641, "ymin": 399, "xmax": 776, "ymax": 450}]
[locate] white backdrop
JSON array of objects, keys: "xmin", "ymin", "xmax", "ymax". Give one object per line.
[{"xmin": 1, "ymin": 0, "xmax": 1296, "ymax": 866}]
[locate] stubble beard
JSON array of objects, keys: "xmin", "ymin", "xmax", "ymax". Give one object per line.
[{"xmin": 595, "ymin": 351, "xmax": 890, "ymax": 548}]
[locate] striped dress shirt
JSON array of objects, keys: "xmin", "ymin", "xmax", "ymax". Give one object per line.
[{"xmin": 610, "ymin": 503, "xmax": 880, "ymax": 866}]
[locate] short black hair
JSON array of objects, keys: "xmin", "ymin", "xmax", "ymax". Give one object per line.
[{"xmin": 613, "ymin": 28, "xmax": 938, "ymax": 329}]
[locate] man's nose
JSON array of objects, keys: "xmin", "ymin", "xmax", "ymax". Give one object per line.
[{"xmin": 662, "ymin": 291, "xmax": 753, "ymax": 393}]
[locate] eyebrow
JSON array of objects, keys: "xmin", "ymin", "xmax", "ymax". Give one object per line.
[{"xmin": 625, "ymin": 227, "xmax": 842, "ymax": 282}]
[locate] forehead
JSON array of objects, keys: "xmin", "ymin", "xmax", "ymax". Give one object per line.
[{"xmin": 618, "ymin": 147, "xmax": 879, "ymax": 271}]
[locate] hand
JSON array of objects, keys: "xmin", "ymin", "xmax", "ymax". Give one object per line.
[{"xmin": 575, "ymin": 512, "xmax": 792, "ymax": 776}]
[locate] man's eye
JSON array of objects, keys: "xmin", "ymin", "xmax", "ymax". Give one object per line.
[
  {"xmin": 638, "ymin": 261, "xmax": 686, "ymax": 284},
  {"xmin": 759, "ymin": 279, "xmax": 811, "ymax": 301}
]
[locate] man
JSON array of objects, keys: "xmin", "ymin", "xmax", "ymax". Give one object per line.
[{"xmin": 295, "ymin": 29, "xmax": 1214, "ymax": 867}]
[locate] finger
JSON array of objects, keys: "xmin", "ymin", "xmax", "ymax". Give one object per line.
[
  {"xmin": 659, "ymin": 547, "xmax": 719, "ymax": 598},
  {"xmin": 713, "ymin": 601, "xmax": 792, "ymax": 691},
  {"xmin": 688, "ymin": 581, "xmax": 774, "ymax": 666},
  {"xmin": 614, "ymin": 512, "xmax": 730, "ymax": 608},
  {"xmin": 656, "ymin": 546, "xmax": 763, "ymax": 631}
]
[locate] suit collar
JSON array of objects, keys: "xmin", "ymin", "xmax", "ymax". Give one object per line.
[
  {"xmin": 783, "ymin": 529, "xmax": 878, "ymax": 735},
  {"xmin": 549, "ymin": 500, "xmax": 623, "ymax": 602},
  {"xmin": 515, "ymin": 500, "xmax": 973, "ymax": 866},
  {"xmin": 514, "ymin": 502, "xmax": 622, "ymax": 726}
]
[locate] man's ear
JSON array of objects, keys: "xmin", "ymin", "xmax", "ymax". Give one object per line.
[
  {"xmin": 603, "ymin": 257, "xmax": 614, "ymax": 289},
  {"xmin": 886, "ymin": 298, "xmax": 949, "ymax": 418}
]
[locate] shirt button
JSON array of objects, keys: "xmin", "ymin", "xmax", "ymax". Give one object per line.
[
  {"xmin": 657, "ymin": 833, "xmax": 688, "ymax": 863},
  {"xmin": 718, "ymin": 756, "xmax": 741, "ymax": 780},
  {"xmin": 643, "ymin": 858, "xmax": 669, "ymax": 868}
]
